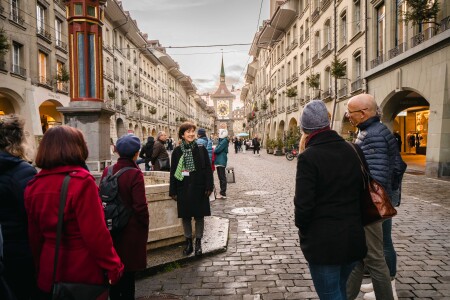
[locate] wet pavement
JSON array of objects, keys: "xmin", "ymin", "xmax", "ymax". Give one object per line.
[{"xmin": 136, "ymin": 149, "xmax": 450, "ymax": 300}]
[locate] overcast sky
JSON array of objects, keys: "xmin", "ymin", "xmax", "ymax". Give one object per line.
[{"xmin": 122, "ymin": 0, "xmax": 269, "ymax": 95}]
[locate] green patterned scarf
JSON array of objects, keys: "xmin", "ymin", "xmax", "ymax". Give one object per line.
[
  {"xmin": 181, "ymin": 140, "xmax": 196, "ymax": 172},
  {"xmin": 175, "ymin": 140, "xmax": 196, "ymax": 181}
]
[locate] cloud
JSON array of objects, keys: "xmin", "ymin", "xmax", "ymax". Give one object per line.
[
  {"xmin": 124, "ymin": 0, "xmax": 212, "ymax": 12},
  {"xmin": 226, "ymin": 64, "xmax": 244, "ymax": 73}
]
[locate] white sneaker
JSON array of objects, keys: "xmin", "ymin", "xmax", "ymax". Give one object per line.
[
  {"xmin": 362, "ymin": 280, "xmax": 398, "ymax": 300},
  {"xmin": 360, "ymin": 282, "xmax": 373, "ymax": 293}
]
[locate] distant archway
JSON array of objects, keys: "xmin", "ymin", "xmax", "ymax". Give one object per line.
[
  {"xmin": 116, "ymin": 118, "xmax": 126, "ymax": 138},
  {"xmin": 38, "ymin": 100, "xmax": 63, "ymax": 134},
  {"xmin": 0, "ymin": 88, "xmax": 23, "ymax": 115}
]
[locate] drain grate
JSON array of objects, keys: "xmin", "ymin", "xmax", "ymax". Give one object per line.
[
  {"xmin": 244, "ymin": 190, "xmax": 270, "ymax": 196},
  {"xmin": 230, "ymin": 207, "xmax": 267, "ymax": 215}
]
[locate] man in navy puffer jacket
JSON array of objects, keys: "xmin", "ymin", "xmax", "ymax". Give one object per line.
[{"xmin": 346, "ymin": 94, "xmax": 406, "ymax": 300}]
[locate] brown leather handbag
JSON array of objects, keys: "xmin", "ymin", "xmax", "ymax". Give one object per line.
[{"xmin": 349, "ymin": 143, "xmax": 397, "ymax": 226}]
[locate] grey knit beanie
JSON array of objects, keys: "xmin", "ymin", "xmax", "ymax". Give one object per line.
[{"xmin": 300, "ymin": 100, "xmax": 330, "ymax": 133}]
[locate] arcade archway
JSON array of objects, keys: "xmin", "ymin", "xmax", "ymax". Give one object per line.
[
  {"xmin": 39, "ymin": 100, "xmax": 63, "ymax": 134},
  {"xmin": 0, "ymin": 88, "xmax": 23, "ymax": 115},
  {"xmin": 116, "ymin": 118, "xmax": 126, "ymax": 138},
  {"xmin": 382, "ymin": 90, "xmax": 429, "ymax": 156}
]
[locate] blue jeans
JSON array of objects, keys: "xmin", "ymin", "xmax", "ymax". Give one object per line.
[
  {"xmin": 383, "ymin": 218, "xmax": 396, "ymax": 277},
  {"xmin": 309, "ymin": 261, "xmax": 357, "ymax": 300}
]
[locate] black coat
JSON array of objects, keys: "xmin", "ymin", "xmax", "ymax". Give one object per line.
[
  {"xmin": 294, "ymin": 130, "xmax": 367, "ymax": 265},
  {"xmin": 169, "ymin": 145, "xmax": 213, "ymax": 218},
  {"xmin": 0, "ymin": 151, "xmax": 37, "ymax": 297}
]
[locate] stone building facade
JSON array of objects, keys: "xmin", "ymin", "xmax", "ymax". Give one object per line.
[
  {"xmin": 0, "ymin": 0, "xmax": 215, "ymax": 155},
  {"xmin": 242, "ymin": 0, "xmax": 450, "ymax": 177}
]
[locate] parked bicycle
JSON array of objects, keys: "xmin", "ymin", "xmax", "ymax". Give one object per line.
[{"xmin": 285, "ymin": 148, "xmax": 299, "ymax": 161}]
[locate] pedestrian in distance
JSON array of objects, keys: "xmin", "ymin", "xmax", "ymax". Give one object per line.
[
  {"xmin": 24, "ymin": 126, "xmax": 124, "ymax": 300},
  {"xmin": 233, "ymin": 137, "xmax": 239, "ymax": 154},
  {"xmin": 252, "ymin": 135, "xmax": 261, "ymax": 155},
  {"xmin": 151, "ymin": 131, "xmax": 170, "ymax": 171},
  {"xmin": 138, "ymin": 136, "xmax": 155, "ymax": 171},
  {"xmin": 393, "ymin": 131, "xmax": 402, "ymax": 152},
  {"xmin": 167, "ymin": 136, "xmax": 174, "ymax": 153},
  {"xmin": 214, "ymin": 128, "xmax": 229, "ymax": 199},
  {"xmin": 169, "ymin": 122, "xmax": 213, "ymax": 257},
  {"xmin": 294, "ymin": 100, "xmax": 367, "ymax": 300},
  {"xmin": 196, "ymin": 128, "xmax": 213, "ymax": 163},
  {"xmin": 0, "ymin": 114, "xmax": 38, "ymax": 300},
  {"xmin": 345, "ymin": 94, "xmax": 407, "ymax": 300},
  {"xmin": 102, "ymin": 134, "xmax": 149, "ymax": 300}
]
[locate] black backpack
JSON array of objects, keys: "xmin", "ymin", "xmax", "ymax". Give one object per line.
[{"xmin": 99, "ymin": 165, "xmax": 134, "ymax": 234}]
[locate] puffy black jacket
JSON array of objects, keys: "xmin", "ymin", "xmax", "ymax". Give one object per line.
[
  {"xmin": 0, "ymin": 151, "xmax": 37, "ymax": 298},
  {"xmin": 355, "ymin": 117, "xmax": 407, "ymax": 204}
]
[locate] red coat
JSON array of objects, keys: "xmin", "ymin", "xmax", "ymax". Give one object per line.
[
  {"xmin": 101, "ymin": 158, "xmax": 149, "ymax": 272},
  {"xmin": 24, "ymin": 166, "xmax": 124, "ymax": 293}
]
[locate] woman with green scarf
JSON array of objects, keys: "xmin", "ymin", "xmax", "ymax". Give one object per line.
[{"xmin": 169, "ymin": 122, "xmax": 213, "ymax": 256}]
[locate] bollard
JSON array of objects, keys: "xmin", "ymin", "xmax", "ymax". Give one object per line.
[{"xmin": 226, "ymin": 167, "xmax": 235, "ymax": 183}]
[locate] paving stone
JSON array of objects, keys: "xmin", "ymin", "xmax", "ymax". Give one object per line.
[{"xmin": 136, "ymin": 152, "xmax": 450, "ymax": 299}]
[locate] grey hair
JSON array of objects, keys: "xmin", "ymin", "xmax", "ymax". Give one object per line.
[
  {"xmin": 0, "ymin": 114, "xmax": 28, "ymax": 160},
  {"xmin": 157, "ymin": 131, "xmax": 165, "ymax": 140}
]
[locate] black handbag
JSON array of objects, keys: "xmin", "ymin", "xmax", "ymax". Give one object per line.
[
  {"xmin": 157, "ymin": 157, "xmax": 170, "ymax": 171},
  {"xmin": 52, "ymin": 175, "xmax": 109, "ymax": 300},
  {"xmin": 349, "ymin": 143, "xmax": 397, "ymax": 226}
]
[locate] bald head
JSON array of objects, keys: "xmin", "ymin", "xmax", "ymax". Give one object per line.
[{"xmin": 346, "ymin": 94, "xmax": 378, "ymax": 126}]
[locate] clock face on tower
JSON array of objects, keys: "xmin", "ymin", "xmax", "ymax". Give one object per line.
[{"xmin": 217, "ymin": 100, "xmax": 230, "ymax": 118}]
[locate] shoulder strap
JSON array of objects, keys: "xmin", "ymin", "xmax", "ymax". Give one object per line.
[
  {"xmin": 52, "ymin": 174, "xmax": 71, "ymax": 285},
  {"xmin": 347, "ymin": 142, "xmax": 370, "ymax": 188},
  {"xmin": 113, "ymin": 167, "xmax": 135, "ymax": 178}
]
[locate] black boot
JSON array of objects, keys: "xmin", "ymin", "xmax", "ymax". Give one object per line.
[
  {"xmin": 183, "ymin": 238, "xmax": 193, "ymax": 256},
  {"xmin": 195, "ymin": 238, "xmax": 202, "ymax": 256}
]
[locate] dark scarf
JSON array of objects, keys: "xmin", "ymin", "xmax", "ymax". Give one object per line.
[{"xmin": 305, "ymin": 126, "xmax": 331, "ymax": 147}]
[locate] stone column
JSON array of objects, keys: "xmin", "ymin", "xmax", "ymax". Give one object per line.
[{"xmin": 58, "ymin": 0, "xmax": 113, "ymax": 171}]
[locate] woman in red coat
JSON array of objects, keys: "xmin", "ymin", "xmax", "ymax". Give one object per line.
[
  {"xmin": 24, "ymin": 126, "xmax": 124, "ymax": 299},
  {"xmin": 101, "ymin": 134, "xmax": 149, "ymax": 300}
]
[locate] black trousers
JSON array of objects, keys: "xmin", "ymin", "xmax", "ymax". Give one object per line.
[
  {"xmin": 110, "ymin": 271, "xmax": 135, "ymax": 300},
  {"xmin": 216, "ymin": 166, "xmax": 227, "ymax": 196},
  {"xmin": 253, "ymin": 148, "xmax": 259, "ymax": 154}
]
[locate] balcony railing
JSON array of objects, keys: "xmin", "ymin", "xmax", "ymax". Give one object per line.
[
  {"xmin": 322, "ymin": 89, "xmax": 332, "ymax": 101},
  {"xmin": 312, "ymin": 8, "xmax": 320, "ymax": 23},
  {"xmin": 411, "ymin": 27, "xmax": 435, "ymax": 48},
  {"xmin": 37, "ymin": 28, "xmax": 52, "ymax": 41},
  {"xmin": 11, "ymin": 64, "xmax": 26, "ymax": 77},
  {"xmin": 321, "ymin": 0, "xmax": 332, "ymax": 10},
  {"xmin": 300, "ymin": 34, "xmax": 304, "ymax": 44},
  {"xmin": 369, "ymin": 17, "xmax": 450, "ymax": 70},
  {"xmin": 351, "ymin": 78, "xmax": 363, "ymax": 92},
  {"xmin": 55, "ymin": 39, "xmax": 67, "ymax": 51},
  {"xmin": 388, "ymin": 43, "xmax": 406, "ymax": 60},
  {"xmin": 322, "ymin": 42, "xmax": 331, "ymax": 55},
  {"xmin": 305, "ymin": 58, "xmax": 310, "ymax": 68},
  {"xmin": 338, "ymin": 85, "xmax": 348, "ymax": 98},
  {"xmin": 114, "ymin": 74, "xmax": 119, "ymax": 81},
  {"xmin": 370, "ymin": 53, "xmax": 384, "ymax": 69},
  {"xmin": 10, "ymin": 12, "xmax": 24, "ymax": 26},
  {"xmin": 312, "ymin": 52, "xmax": 320, "ymax": 64},
  {"xmin": 292, "ymin": 72, "xmax": 298, "ymax": 81},
  {"xmin": 38, "ymin": 76, "xmax": 52, "ymax": 87},
  {"xmin": 56, "ymin": 83, "xmax": 69, "ymax": 93}
]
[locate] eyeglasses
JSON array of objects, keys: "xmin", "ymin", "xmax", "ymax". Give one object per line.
[{"xmin": 345, "ymin": 108, "xmax": 368, "ymax": 117}]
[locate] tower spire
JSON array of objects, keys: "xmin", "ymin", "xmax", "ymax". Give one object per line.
[{"xmin": 220, "ymin": 54, "xmax": 225, "ymax": 82}]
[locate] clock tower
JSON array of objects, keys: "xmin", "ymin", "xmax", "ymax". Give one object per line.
[{"xmin": 211, "ymin": 56, "xmax": 235, "ymax": 136}]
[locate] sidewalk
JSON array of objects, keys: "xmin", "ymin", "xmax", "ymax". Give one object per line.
[{"xmin": 135, "ymin": 150, "xmax": 450, "ymax": 299}]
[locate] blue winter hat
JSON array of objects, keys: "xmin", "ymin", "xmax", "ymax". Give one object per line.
[
  {"xmin": 198, "ymin": 128, "xmax": 206, "ymax": 137},
  {"xmin": 116, "ymin": 134, "xmax": 141, "ymax": 157}
]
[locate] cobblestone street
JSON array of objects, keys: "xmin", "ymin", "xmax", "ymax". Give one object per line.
[{"xmin": 136, "ymin": 150, "xmax": 450, "ymax": 300}]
